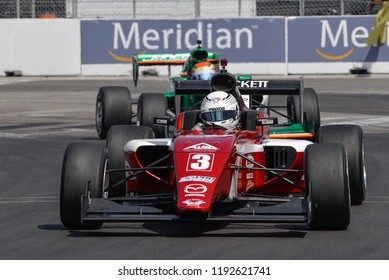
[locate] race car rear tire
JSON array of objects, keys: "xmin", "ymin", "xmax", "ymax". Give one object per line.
[
  {"xmin": 317, "ymin": 125, "xmax": 366, "ymax": 205},
  {"xmin": 60, "ymin": 143, "xmax": 107, "ymax": 229},
  {"xmin": 96, "ymin": 86, "xmax": 132, "ymax": 139},
  {"xmin": 287, "ymin": 88, "xmax": 320, "ymax": 134},
  {"xmin": 305, "ymin": 143, "xmax": 350, "ymax": 230},
  {"xmin": 138, "ymin": 93, "xmax": 168, "ymax": 138},
  {"xmin": 106, "ymin": 125, "xmax": 155, "ymax": 197}
]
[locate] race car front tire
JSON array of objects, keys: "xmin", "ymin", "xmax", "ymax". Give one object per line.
[
  {"xmin": 106, "ymin": 125, "xmax": 155, "ymax": 197},
  {"xmin": 317, "ymin": 124, "xmax": 366, "ymax": 205},
  {"xmin": 60, "ymin": 143, "xmax": 107, "ymax": 229},
  {"xmin": 138, "ymin": 93, "xmax": 168, "ymax": 138},
  {"xmin": 95, "ymin": 86, "xmax": 132, "ymax": 139},
  {"xmin": 305, "ymin": 143, "xmax": 351, "ymax": 230}
]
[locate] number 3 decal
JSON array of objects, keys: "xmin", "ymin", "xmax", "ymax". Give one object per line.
[{"xmin": 186, "ymin": 153, "xmax": 214, "ymax": 171}]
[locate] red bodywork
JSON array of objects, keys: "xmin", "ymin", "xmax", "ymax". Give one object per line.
[{"xmin": 124, "ymin": 128, "xmax": 306, "ymax": 215}]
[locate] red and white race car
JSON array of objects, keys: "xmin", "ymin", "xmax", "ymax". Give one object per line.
[{"xmin": 60, "ymin": 69, "xmax": 366, "ymax": 231}]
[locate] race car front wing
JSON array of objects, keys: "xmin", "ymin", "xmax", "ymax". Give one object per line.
[{"xmin": 81, "ymin": 193, "xmax": 308, "ymax": 224}]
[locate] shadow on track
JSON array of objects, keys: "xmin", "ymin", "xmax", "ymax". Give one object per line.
[{"xmin": 38, "ymin": 222, "xmax": 308, "ymax": 238}]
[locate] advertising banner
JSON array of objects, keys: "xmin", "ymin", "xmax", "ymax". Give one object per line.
[
  {"xmin": 81, "ymin": 18, "xmax": 286, "ymax": 64},
  {"xmin": 288, "ymin": 16, "xmax": 389, "ymax": 63}
]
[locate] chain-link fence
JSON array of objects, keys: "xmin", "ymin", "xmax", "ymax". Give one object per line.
[
  {"xmin": 0, "ymin": 0, "xmax": 379, "ymax": 19},
  {"xmin": 256, "ymin": 0, "xmax": 378, "ymax": 16},
  {"xmin": 0, "ymin": 0, "xmax": 66, "ymax": 18}
]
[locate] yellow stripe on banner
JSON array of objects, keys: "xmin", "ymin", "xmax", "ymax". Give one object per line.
[
  {"xmin": 108, "ymin": 50, "xmax": 133, "ymax": 62},
  {"xmin": 315, "ymin": 48, "xmax": 354, "ymax": 60}
]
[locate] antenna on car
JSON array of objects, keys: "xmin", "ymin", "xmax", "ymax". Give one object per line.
[
  {"xmin": 197, "ymin": 40, "xmax": 202, "ymax": 48},
  {"xmin": 220, "ymin": 58, "xmax": 228, "ymax": 73}
]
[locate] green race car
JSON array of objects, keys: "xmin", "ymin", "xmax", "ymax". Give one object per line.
[
  {"xmin": 132, "ymin": 40, "xmax": 220, "ymax": 87},
  {"xmin": 95, "ymin": 40, "xmax": 261, "ymax": 138}
]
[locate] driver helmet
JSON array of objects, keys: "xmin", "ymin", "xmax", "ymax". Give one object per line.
[
  {"xmin": 200, "ymin": 91, "xmax": 240, "ymax": 130},
  {"xmin": 191, "ymin": 62, "xmax": 216, "ymax": 80}
]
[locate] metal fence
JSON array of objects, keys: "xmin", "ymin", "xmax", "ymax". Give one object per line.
[
  {"xmin": 256, "ymin": 0, "xmax": 378, "ymax": 16},
  {"xmin": 0, "ymin": 0, "xmax": 379, "ymax": 19}
]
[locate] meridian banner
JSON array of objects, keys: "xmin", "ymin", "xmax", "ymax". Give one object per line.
[
  {"xmin": 288, "ymin": 16, "xmax": 389, "ymax": 63},
  {"xmin": 81, "ymin": 18, "xmax": 286, "ymax": 64},
  {"xmin": 80, "ymin": 16, "xmax": 389, "ymax": 71}
]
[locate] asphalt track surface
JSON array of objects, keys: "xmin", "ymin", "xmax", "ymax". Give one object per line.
[{"xmin": 0, "ymin": 74, "xmax": 389, "ymax": 260}]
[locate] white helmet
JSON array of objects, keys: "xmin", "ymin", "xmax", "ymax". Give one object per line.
[{"xmin": 200, "ymin": 91, "xmax": 240, "ymax": 130}]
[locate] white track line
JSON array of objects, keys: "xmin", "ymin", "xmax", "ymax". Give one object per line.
[{"xmin": 0, "ymin": 196, "xmax": 59, "ymax": 204}]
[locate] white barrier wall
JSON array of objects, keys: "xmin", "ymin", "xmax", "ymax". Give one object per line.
[
  {"xmin": 0, "ymin": 17, "xmax": 388, "ymax": 76},
  {"xmin": 0, "ymin": 19, "xmax": 81, "ymax": 76}
]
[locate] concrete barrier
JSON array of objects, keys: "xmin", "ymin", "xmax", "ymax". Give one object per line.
[
  {"xmin": 0, "ymin": 19, "xmax": 81, "ymax": 76},
  {"xmin": 0, "ymin": 16, "xmax": 388, "ymax": 76}
]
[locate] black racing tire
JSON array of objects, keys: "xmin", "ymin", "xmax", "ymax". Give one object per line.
[
  {"xmin": 137, "ymin": 93, "xmax": 168, "ymax": 138},
  {"xmin": 95, "ymin": 86, "xmax": 132, "ymax": 139},
  {"xmin": 106, "ymin": 125, "xmax": 155, "ymax": 197},
  {"xmin": 60, "ymin": 143, "xmax": 107, "ymax": 229},
  {"xmin": 317, "ymin": 125, "xmax": 366, "ymax": 205},
  {"xmin": 287, "ymin": 88, "xmax": 320, "ymax": 134},
  {"xmin": 305, "ymin": 143, "xmax": 351, "ymax": 230}
]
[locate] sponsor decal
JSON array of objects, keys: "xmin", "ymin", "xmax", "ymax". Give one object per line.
[
  {"xmin": 81, "ymin": 19, "xmax": 286, "ymax": 64},
  {"xmin": 209, "ymin": 107, "xmax": 225, "ymax": 111},
  {"xmin": 237, "ymin": 80, "xmax": 269, "ymax": 88},
  {"xmin": 315, "ymin": 48, "xmax": 354, "ymax": 60},
  {"xmin": 125, "ymin": 162, "xmax": 136, "ymax": 180},
  {"xmin": 245, "ymin": 154, "xmax": 254, "ymax": 168},
  {"xmin": 259, "ymin": 119, "xmax": 274, "ymax": 125},
  {"xmin": 210, "ymin": 96, "xmax": 222, "ymax": 103},
  {"xmin": 112, "ymin": 21, "xmax": 254, "ymax": 51},
  {"xmin": 287, "ymin": 17, "xmax": 389, "ymax": 63},
  {"xmin": 184, "ymin": 184, "xmax": 207, "ymax": 197},
  {"xmin": 186, "ymin": 153, "xmax": 214, "ymax": 172},
  {"xmin": 108, "ymin": 50, "xmax": 134, "ymax": 62},
  {"xmin": 144, "ymin": 53, "xmax": 189, "ymax": 61},
  {"xmin": 182, "ymin": 199, "xmax": 206, "ymax": 207},
  {"xmin": 110, "ymin": 21, "xmax": 254, "ymax": 60},
  {"xmin": 242, "ymin": 95, "xmax": 250, "ymax": 107},
  {"xmin": 247, "ymin": 180, "xmax": 254, "ymax": 188},
  {"xmin": 246, "ymin": 173, "xmax": 254, "ymax": 180},
  {"xmin": 316, "ymin": 20, "xmax": 356, "ymax": 61},
  {"xmin": 184, "ymin": 142, "xmax": 218, "ymax": 151},
  {"xmin": 155, "ymin": 118, "xmax": 168, "ymax": 124},
  {"xmin": 179, "ymin": 176, "xmax": 216, "ymax": 183}
]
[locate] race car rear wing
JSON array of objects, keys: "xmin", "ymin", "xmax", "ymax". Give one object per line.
[
  {"xmin": 237, "ymin": 78, "xmax": 304, "ymax": 123},
  {"xmin": 174, "ymin": 79, "xmax": 211, "ymax": 95},
  {"xmin": 175, "ymin": 76, "xmax": 304, "ymax": 122},
  {"xmin": 238, "ymin": 79, "xmax": 301, "ymax": 96},
  {"xmin": 174, "ymin": 77, "xmax": 303, "ymax": 96},
  {"xmin": 132, "ymin": 52, "xmax": 219, "ymax": 86}
]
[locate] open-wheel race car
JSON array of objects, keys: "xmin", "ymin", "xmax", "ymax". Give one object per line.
[
  {"xmin": 61, "ymin": 64, "xmax": 366, "ymax": 231},
  {"xmin": 95, "ymin": 42, "xmax": 268, "ymax": 139},
  {"xmin": 95, "ymin": 40, "xmax": 219, "ymax": 139}
]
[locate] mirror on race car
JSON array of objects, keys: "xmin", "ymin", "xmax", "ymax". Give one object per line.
[
  {"xmin": 153, "ymin": 116, "xmax": 176, "ymax": 137},
  {"xmin": 153, "ymin": 116, "xmax": 175, "ymax": 126},
  {"xmin": 220, "ymin": 57, "xmax": 228, "ymax": 68},
  {"xmin": 211, "ymin": 72, "xmax": 236, "ymax": 92}
]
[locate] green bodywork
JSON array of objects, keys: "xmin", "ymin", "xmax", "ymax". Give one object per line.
[
  {"xmin": 269, "ymin": 123, "xmax": 314, "ymax": 135},
  {"xmin": 132, "ymin": 40, "xmax": 220, "ymax": 86}
]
